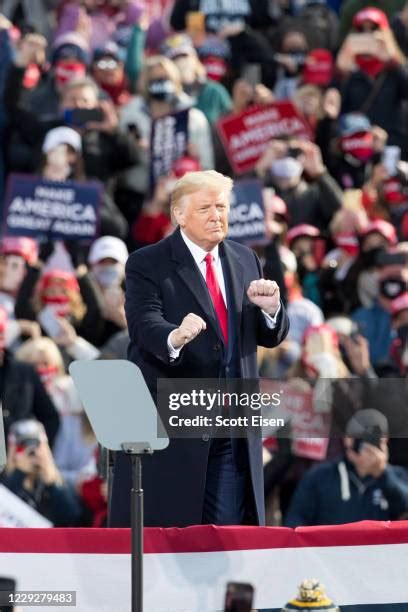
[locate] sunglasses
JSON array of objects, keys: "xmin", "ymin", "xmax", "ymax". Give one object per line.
[{"xmin": 95, "ymin": 58, "xmax": 119, "ymax": 71}]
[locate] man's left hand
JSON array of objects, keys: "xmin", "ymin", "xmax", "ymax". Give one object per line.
[{"xmin": 247, "ymin": 279, "xmax": 280, "ymax": 315}]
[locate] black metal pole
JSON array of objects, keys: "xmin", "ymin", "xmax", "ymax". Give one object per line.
[{"xmin": 131, "ymin": 454, "xmax": 143, "ymax": 612}]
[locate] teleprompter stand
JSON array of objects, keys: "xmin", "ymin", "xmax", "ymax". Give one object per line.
[{"xmin": 69, "ymin": 360, "xmax": 169, "ymax": 612}]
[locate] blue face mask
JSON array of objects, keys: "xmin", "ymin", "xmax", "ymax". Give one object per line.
[
  {"xmin": 147, "ymin": 79, "xmax": 177, "ymax": 103},
  {"xmin": 92, "ymin": 264, "xmax": 123, "ymax": 288}
]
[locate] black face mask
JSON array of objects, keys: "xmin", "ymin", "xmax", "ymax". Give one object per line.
[
  {"xmin": 147, "ymin": 79, "xmax": 176, "ymax": 103},
  {"xmin": 380, "ymin": 278, "xmax": 406, "ymax": 300},
  {"xmin": 371, "ymin": 151, "xmax": 382, "ymax": 166},
  {"xmin": 274, "ymin": 185, "xmax": 298, "ymax": 199},
  {"xmin": 359, "ymin": 246, "xmax": 385, "ymax": 269},
  {"xmin": 282, "ymin": 50, "xmax": 306, "ymax": 76}
]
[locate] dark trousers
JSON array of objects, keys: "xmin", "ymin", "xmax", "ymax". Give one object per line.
[{"xmin": 202, "ymin": 438, "xmax": 249, "ymax": 525}]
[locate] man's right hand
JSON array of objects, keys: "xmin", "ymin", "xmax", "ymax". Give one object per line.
[
  {"xmin": 15, "ymin": 33, "xmax": 47, "ymax": 68},
  {"xmin": 169, "ymin": 313, "xmax": 207, "ymax": 350}
]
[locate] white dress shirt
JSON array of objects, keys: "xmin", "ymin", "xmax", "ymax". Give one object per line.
[{"xmin": 167, "ymin": 230, "xmax": 281, "ymax": 358}]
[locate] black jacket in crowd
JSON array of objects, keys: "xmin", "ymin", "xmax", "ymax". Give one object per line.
[
  {"xmin": 341, "ymin": 66, "xmax": 408, "ymax": 155},
  {"xmin": 0, "ymin": 352, "xmax": 59, "ymax": 444},
  {"xmin": 4, "ymin": 65, "xmax": 141, "ymax": 182},
  {"xmin": 1, "ymin": 469, "xmax": 82, "ymax": 526},
  {"xmin": 277, "ymin": 172, "xmax": 343, "ymax": 232},
  {"xmin": 3, "ymin": 65, "xmax": 139, "ymax": 237}
]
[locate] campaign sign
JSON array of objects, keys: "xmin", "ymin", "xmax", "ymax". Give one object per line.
[
  {"xmin": 261, "ymin": 381, "xmax": 331, "ymax": 461},
  {"xmin": 227, "ymin": 179, "xmax": 266, "ymax": 246},
  {"xmin": 150, "ymin": 109, "xmax": 189, "ymax": 190},
  {"xmin": 0, "ymin": 484, "xmax": 52, "ymax": 527},
  {"xmin": 217, "ymin": 101, "xmax": 312, "ymax": 174},
  {"xmin": 4, "ymin": 174, "xmax": 101, "ymax": 241}
]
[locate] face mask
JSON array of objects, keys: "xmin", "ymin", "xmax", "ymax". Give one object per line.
[
  {"xmin": 282, "ymin": 50, "xmax": 306, "ymax": 76},
  {"xmin": 380, "ymin": 278, "xmax": 406, "ymax": 300},
  {"xmin": 99, "ymin": 77, "xmax": 126, "ymax": 105},
  {"xmin": 147, "ymin": 79, "xmax": 177, "ymax": 103},
  {"xmin": 37, "ymin": 365, "xmax": 59, "ymax": 389},
  {"xmin": 43, "ymin": 295, "xmax": 70, "ymax": 318},
  {"xmin": 355, "ymin": 55, "xmax": 385, "ymax": 78},
  {"xmin": 383, "ymin": 177, "xmax": 406, "ymax": 204},
  {"xmin": 304, "ymin": 352, "xmax": 339, "ymax": 378},
  {"xmin": 1, "ymin": 255, "xmax": 26, "ymax": 293},
  {"xmin": 334, "ymin": 232, "xmax": 359, "ymax": 257},
  {"xmin": 271, "ymin": 157, "xmax": 303, "ymax": 181},
  {"xmin": 341, "ymin": 131, "xmax": 374, "ymax": 162},
  {"xmin": 92, "ymin": 264, "xmax": 123, "ymax": 288},
  {"xmin": 54, "ymin": 61, "xmax": 86, "ymax": 87},
  {"xmin": 359, "ymin": 246, "xmax": 384, "ymax": 268},
  {"xmin": 203, "ymin": 56, "xmax": 227, "ymax": 81}
]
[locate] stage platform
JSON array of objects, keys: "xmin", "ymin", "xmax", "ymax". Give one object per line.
[{"xmin": 1, "ymin": 521, "xmax": 408, "ymax": 611}]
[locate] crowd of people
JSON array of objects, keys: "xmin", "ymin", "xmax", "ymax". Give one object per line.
[{"xmin": 0, "ymin": 0, "xmax": 407, "ymax": 528}]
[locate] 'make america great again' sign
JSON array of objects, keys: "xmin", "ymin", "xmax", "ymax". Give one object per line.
[
  {"xmin": 4, "ymin": 174, "xmax": 101, "ymax": 241},
  {"xmin": 216, "ymin": 101, "xmax": 312, "ymax": 174}
]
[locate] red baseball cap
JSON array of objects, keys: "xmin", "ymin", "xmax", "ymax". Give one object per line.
[
  {"xmin": 172, "ymin": 156, "xmax": 201, "ymax": 178},
  {"xmin": 359, "ymin": 219, "xmax": 397, "ymax": 245},
  {"xmin": 303, "ymin": 49, "xmax": 334, "ymax": 86},
  {"xmin": 1, "ymin": 236, "xmax": 38, "ymax": 264},
  {"xmin": 287, "ymin": 224, "xmax": 320, "ymax": 246},
  {"xmin": 352, "ymin": 7, "xmax": 389, "ymax": 30}
]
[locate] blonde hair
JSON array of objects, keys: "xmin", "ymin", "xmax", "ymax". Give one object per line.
[
  {"xmin": 15, "ymin": 337, "xmax": 65, "ymax": 375},
  {"xmin": 137, "ymin": 55, "xmax": 183, "ymax": 97},
  {"xmin": 293, "ymin": 84, "xmax": 324, "ymax": 120},
  {"xmin": 61, "ymin": 76, "xmax": 99, "ymax": 99},
  {"xmin": 170, "ymin": 171, "xmax": 233, "ymax": 221}
]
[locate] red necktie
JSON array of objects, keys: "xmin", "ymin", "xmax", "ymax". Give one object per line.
[{"xmin": 204, "ymin": 253, "xmax": 228, "ymax": 345}]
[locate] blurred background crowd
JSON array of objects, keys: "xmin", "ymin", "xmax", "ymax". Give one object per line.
[{"xmin": 0, "ymin": 0, "xmax": 407, "ymax": 529}]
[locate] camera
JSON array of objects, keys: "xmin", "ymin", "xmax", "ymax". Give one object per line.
[{"xmin": 8, "ymin": 420, "xmax": 45, "ymax": 455}]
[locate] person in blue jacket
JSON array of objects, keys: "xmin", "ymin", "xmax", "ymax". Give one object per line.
[{"xmin": 285, "ymin": 409, "xmax": 408, "ymax": 527}]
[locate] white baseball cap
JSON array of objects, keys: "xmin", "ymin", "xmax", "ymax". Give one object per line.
[
  {"xmin": 88, "ymin": 236, "xmax": 129, "ymax": 265},
  {"xmin": 42, "ymin": 127, "xmax": 82, "ymax": 154}
]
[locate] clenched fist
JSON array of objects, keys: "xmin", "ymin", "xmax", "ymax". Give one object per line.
[
  {"xmin": 247, "ymin": 279, "xmax": 280, "ymax": 316},
  {"xmin": 169, "ymin": 313, "xmax": 207, "ymax": 350}
]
